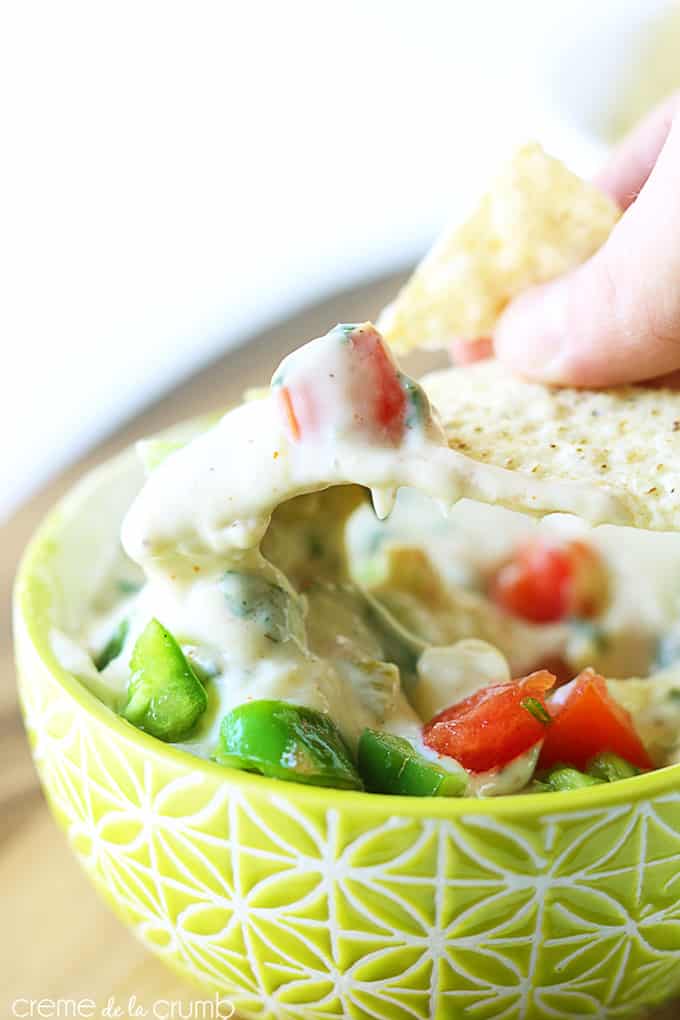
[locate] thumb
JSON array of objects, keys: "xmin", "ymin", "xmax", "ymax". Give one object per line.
[{"xmin": 495, "ymin": 113, "xmax": 680, "ymax": 388}]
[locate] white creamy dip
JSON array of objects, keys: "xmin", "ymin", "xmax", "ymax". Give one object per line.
[{"xmin": 73, "ymin": 324, "xmax": 680, "ymax": 795}]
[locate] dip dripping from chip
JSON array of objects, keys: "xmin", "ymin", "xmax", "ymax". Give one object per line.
[{"xmin": 121, "ymin": 324, "xmax": 629, "ymax": 575}]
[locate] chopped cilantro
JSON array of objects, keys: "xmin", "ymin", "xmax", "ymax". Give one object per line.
[{"xmin": 521, "ymin": 697, "xmax": 552, "ymax": 725}]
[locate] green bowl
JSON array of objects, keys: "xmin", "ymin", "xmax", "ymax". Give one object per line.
[{"xmin": 13, "ymin": 447, "xmax": 680, "ymax": 1020}]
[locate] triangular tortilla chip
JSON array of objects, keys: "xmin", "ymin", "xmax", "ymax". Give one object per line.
[{"xmin": 380, "ymin": 143, "xmax": 620, "ymax": 352}]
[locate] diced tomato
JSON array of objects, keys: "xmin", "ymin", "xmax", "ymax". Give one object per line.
[
  {"xmin": 423, "ymin": 670, "xmax": 556, "ymax": 773},
  {"xmin": 276, "ymin": 324, "xmax": 406, "ymax": 444},
  {"xmin": 539, "ymin": 669, "xmax": 654, "ymax": 771},
  {"xmin": 490, "ymin": 537, "xmax": 608, "ymax": 624},
  {"xmin": 490, "ymin": 539, "xmax": 571, "ymax": 623},
  {"xmin": 349, "ymin": 325, "xmax": 406, "ymax": 442}
]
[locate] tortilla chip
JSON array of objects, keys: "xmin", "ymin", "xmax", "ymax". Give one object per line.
[
  {"xmin": 423, "ymin": 360, "xmax": 680, "ymax": 532},
  {"xmin": 379, "ymin": 143, "xmax": 620, "ymax": 352}
]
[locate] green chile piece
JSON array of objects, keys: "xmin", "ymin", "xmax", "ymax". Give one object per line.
[
  {"xmin": 537, "ymin": 765, "xmax": 605, "ymax": 793},
  {"xmin": 536, "ymin": 754, "xmax": 641, "ymax": 793},
  {"xmin": 357, "ymin": 729, "xmax": 467, "ymax": 797},
  {"xmin": 587, "ymin": 752, "xmax": 641, "ymax": 783},
  {"xmin": 216, "ymin": 701, "xmax": 363, "ymax": 790},
  {"xmin": 95, "ymin": 618, "xmax": 129, "ymax": 671},
  {"xmin": 123, "ymin": 619, "xmax": 208, "ymax": 741}
]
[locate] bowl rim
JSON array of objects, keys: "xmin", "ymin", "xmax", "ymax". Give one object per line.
[{"xmin": 14, "ymin": 443, "xmax": 680, "ymax": 821}]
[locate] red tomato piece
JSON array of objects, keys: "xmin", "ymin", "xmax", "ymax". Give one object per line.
[
  {"xmin": 277, "ymin": 325, "xmax": 406, "ymax": 443},
  {"xmin": 539, "ymin": 669, "xmax": 654, "ymax": 771},
  {"xmin": 490, "ymin": 537, "xmax": 608, "ymax": 624},
  {"xmin": 423, "ymin": 670, "xmax": 556, "ymax": 773},
  {"xmin": 349, "ymin": 325, "xmax": 406, "ymax": 442}
]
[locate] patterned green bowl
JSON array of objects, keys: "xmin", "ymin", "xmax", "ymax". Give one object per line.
[{"xmin": 13, "ymin": 448, "xmax": 680, "ymax": 1020}]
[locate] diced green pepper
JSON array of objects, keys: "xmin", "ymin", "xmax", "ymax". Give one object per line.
[
  {"xmin": 215, "ymin": 700, "xmax": 362, "ymax": 790},
  {"xmin": 122, "ymin": 619, "xmax": 208, "ymax": 741},
  {"xmin": 537, "ymin": 753, "xmax": 643, "ymax": 793},
  {"xmin": 357, "ymin": 729, "xmax": 467, "ymax": 797},
  {"xmin": 95, "ymin": 618, "xmax": 129, "ymax": 671},
  {"xmin": 587, "ymin": 752, "xmax": 640, "ymax": 783},
  {"xmin": 535, "ymin": 765, "xmax": 605, "ymax": 793}
]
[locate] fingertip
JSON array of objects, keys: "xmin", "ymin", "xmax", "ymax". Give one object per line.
[
  {"xmin": 496, "ymin": 254, "xmax": 680, "ymax": 389},
  {"xmin": 494, "ymin": 273, "xmax": 635, "ymax": 389},
  {"xmin": 493, "ymin": 280, "xmax": 573, "ymax": 383}
]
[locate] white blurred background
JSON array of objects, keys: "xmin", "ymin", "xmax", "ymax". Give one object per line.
[{"xmin": 2, "ymin": 0, "xmax": 679, "ymax": 521}]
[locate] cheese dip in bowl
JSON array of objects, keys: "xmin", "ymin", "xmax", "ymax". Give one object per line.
[{"xmin": 14, "ymin": 322, "xmax": 680, "ymax": 1020}]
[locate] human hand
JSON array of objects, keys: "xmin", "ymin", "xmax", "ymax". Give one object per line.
[{"xmin": 453, "ymin": 94, "xmax": 680, "ymax": 387}]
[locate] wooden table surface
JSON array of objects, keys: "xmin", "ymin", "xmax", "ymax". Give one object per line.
[{"xmin": 2, "ymin": 274, "xmax": 676, "ymax": 1019}]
